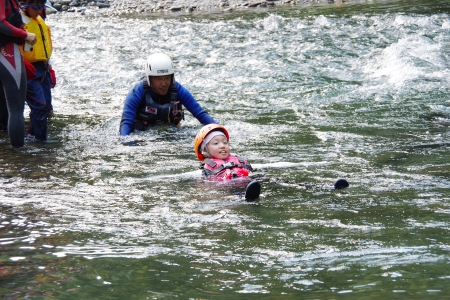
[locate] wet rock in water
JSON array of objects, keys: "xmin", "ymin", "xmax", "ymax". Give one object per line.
[{"xmin": 97, "ymin": 2, "xmax": 111, "ymax": 8}]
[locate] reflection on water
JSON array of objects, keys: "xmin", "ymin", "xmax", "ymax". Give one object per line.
[{"xmin": 1, "ymin": 0, "xmax": 450, "ymax": 298}]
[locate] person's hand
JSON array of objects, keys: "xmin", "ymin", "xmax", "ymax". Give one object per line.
[
  {"xmin": 25, "ymin": 32, "xmax": 37, "ymax": 45},
  {"xmin": 23, "ymin": 60, "xmax": 36, "ymax": 80},
  {"xmin": 49, "ymin": 67, "xmax": 56, "ymax": 88}
]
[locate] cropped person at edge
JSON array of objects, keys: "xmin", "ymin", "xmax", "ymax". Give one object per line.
[
  {"xmin": 0, "ymin": 0, "xmax": 36, "ymax": 147},
  {"xmin": 119, "ymin": 53, "xmax": 218, "ymax": 136},
  {"xmin": 20, "ymin": 0, "xmax": 56, "ymax": 141}
]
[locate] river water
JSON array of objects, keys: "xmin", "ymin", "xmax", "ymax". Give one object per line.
[{"xmin": 1, "ymin": 0, "xmax": 450, "ymax": 299}]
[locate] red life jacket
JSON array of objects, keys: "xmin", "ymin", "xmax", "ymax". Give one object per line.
[{"xmin": 202, "ymin": 155, "xmax": 253, "ymax": 181}]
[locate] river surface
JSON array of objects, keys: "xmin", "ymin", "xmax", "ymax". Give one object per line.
[{"xmin": 1, "ymin": 0, "xmax": 450, "ymax": 299}]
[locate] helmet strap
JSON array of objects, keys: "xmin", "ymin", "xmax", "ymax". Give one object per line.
[
  {"xmin": 147, "ymin": 76, "xmax": 152, "ymax": 87},
  {"xmin": 201, "ymin": 149, "xmax": 211, "ymax": 158},
  {"xmin": 21, "ymin": 5, "xmax": 32, "ymax": 17}
]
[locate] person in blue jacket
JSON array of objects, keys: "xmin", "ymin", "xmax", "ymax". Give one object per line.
[{"xmin": 119, "ymin": 53, "xmax": 218, "ymax": 136}]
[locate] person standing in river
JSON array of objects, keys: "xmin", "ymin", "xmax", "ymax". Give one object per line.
[
  {"xmin": 20, "ymin": 0, "xmax": 56, "ymax": 142},
  {"xmin": 0, "ymin": 0, "xmax": 36, "ymax": 147},
  {"xmin": 119, "ymin": 53, "xmax": 218, "ymax": 135}
]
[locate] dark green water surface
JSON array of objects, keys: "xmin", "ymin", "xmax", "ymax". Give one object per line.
[{"xmin": 1, "ymin": 0, "xmax": 450, "ymax": 298}]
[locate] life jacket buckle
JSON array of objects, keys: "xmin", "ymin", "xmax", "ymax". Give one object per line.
[
  {"xmin": 171, "ymin": 101, "xmax": 181, "ymax": 116},
  {"xmin": 222, "ymin": 162, "xmax": 235, "ymax": 168}
]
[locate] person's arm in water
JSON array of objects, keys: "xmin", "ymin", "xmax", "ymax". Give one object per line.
[
  {"xmin": 119, "ymin": 81, "xmax": 144, "ymax": 136},
  {"xmin": 177, "ymin": 82, "xmax": 218, "ymax": 125}
]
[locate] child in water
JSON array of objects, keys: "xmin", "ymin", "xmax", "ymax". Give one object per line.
[{"xmin": 194, "ymin": 124, "xmax": 261, "ymax": 201}]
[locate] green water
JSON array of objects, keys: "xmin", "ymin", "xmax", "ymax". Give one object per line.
[{"xmin": 1, "ymin": 0, "xmax": 450, "ymax": 298}]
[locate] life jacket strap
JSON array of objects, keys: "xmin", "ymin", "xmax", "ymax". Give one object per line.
[{"xmin": 203, "ymin": 158, "xmax": 217, "ymax": 167}]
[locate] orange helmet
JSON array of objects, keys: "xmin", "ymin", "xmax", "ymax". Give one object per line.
[{"xmin": 194, "ymin": 124, "xmax": 229, "ymax": 161}]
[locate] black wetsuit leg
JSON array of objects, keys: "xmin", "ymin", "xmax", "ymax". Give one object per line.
[{"xmin": 0, "ymin": 44, "xmax": 26, "ymax": 147}]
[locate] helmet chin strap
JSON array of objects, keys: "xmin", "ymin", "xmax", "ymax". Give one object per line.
[
  {"xmin": 21, "ymin": 4, "xmax": 32, "ymax": 17},
  {"xmin": 201, "ymin": 149, "xmax": 211, "ymax": 158}
]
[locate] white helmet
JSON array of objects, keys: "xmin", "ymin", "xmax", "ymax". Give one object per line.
[{"xmin": 145, "ymin": 53, "xmax": 174, "ymax": 85}]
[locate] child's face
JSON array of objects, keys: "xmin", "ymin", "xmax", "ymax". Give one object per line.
[
  {"xmin": 26, "ymin": 1, "xmax": 46, "ymax": 18},
  {"xmin": 206, "ymin": 135, "xmax": 230, "ymax": 160}
]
